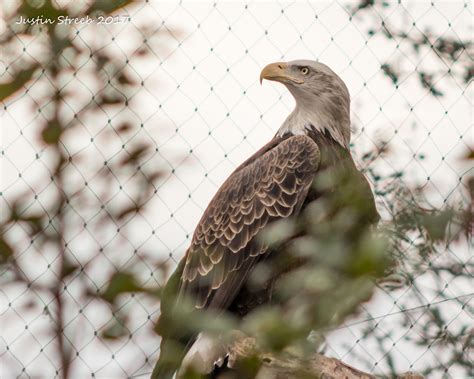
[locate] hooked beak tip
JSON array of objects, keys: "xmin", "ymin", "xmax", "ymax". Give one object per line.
[{"xmin": 259, "ymin": 62, "xmax": 290, "ymax": 85}]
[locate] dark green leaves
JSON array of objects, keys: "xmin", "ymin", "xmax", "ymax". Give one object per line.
[
  {"xmin": 0, "ymin": 237, "xmax": 14, "ymax": 265},
  {"xmin": 0, "ymin": 65, "xmax": 38, "ymax": 101},
  {"xmin": 381, "ymin": 63, "xmax": 398, "ymax": 85},
  {"xmin": 101, "ymin": 272, "xmax": 145, "ymax": 304},
  {"xmin": 102, "ymin": 316, "xmax": 128, "ymax": 340},
  {"xmin": 243, "ymin": 307, "xmax": 307, "ymax": 351},
  {"xmin": 85, "ymin": 0, "xmax": 134, "ymax": 15},
  {"xmin": 41, "ymin": 120, "xmax": 63, "ymax": 145},
  {"xmin": 420, "ymin": 208, "xmax": 456, "ymax": 242},
  {"xmin": 17, "ymin": 0, "xmax": 65, "ymax": 23}
]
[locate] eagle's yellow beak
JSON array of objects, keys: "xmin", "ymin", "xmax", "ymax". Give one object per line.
[{"xmin": 260, "ymin": 62, "xmax": 304, "ymax": 85}]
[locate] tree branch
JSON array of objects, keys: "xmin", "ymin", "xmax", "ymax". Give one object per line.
[{"xmin": 224, "ymin": 334, "xmax": 424, "ymax": 379}]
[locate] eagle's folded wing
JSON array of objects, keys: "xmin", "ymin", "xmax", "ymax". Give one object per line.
[{"xmin": 179, "ymin": 134, "xmax": 321, "ymax": 310}]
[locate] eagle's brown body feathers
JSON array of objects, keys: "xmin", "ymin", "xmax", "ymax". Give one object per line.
[
  {"xmin": 151, "ymin": 60, "xmax": 379, "ymax": 379},
  {"xmin": 181, "ymin": 134, "xmax": 320, "ymax": 311}
]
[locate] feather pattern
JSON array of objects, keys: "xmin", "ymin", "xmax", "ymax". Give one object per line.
[{"xmin": 179, "ymin": 135, "xmax": 320, "ymax": 310}]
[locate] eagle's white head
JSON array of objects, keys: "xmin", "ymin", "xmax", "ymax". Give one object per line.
[{"xmin": 260, "ymin": 60, "xmax": 351, "ymax": 148}]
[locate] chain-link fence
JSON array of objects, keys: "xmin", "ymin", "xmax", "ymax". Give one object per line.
[{"xmin": 1, "ymin": 1, "xmax": 472, "ymax": 378}]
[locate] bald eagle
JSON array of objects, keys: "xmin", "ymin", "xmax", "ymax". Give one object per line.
[{"xmin": 152, "ymin": 60, "xmax": 379, "ymax": 379}]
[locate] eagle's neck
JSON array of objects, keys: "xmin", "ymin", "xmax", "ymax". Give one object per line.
[{"xmin": 276, "ymin": 104, "xmax": 350, "ymax": 149}]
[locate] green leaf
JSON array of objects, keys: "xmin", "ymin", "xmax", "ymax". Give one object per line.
[
  {"xmin": 115, "ymin": 205, "xmax": 140, "ymax": 220},
  {"xmin": 18, "ymin": 0, "xmax": 65, "ymax": 22},
  {"xmin": 381, "ymin": 63, "xmax": 399, "ymax": 84},
  {"xmin": 421, "ymin": 208, "xmax": 455, "ymax": 241},
  {"xmin": 41, "ymin": 120, "xmax": 63, "ymax": 145},
  {"xmin": 101, "ymin": 272, "xmax": 144, "ymax": 304},
  {"xmin": 101, "ymin": 93, "xmax": 124, "ymax": 105},
  {"xmin": 243, "ymin": 307, "xmax": 306, "ymax": 351},
  {"xmin": 0, "ymin": 65, "xmax": 38, "ymax": 101},
  {"xmin": 10, "ymin": 204, "xmax": 45, "ymax": 235},
  {"xmin": 464, "ymin": 149, "xmax": 474, "ymax": 160},
  {"xmin": 102, "ymin": 318, "xmax": 128, "ymax": 339},
  {"xmin": 118, "ymin": 144, "xmax": 150, "ymax": 166},
  {"xmin": 0, "ymin": 238, "xmax": 14, "ymax": 264},
  {"xmin": 62, "ymin": 258, "xmax": 79, "ymax": 278},
  {"xmin": 86, "ymin": 0, "xmax": 134, "ymax": 15}
]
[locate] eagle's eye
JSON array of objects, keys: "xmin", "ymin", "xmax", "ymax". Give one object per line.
[{"xmin": 300, "ymin": 67, "xmax": 309, "ymax": 75}]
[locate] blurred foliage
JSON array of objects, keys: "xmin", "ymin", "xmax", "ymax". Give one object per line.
[
  {"xmin": 0, "ymin": 1, "xmax": 166, "ymax": 378},
  {"xmin": 343, "ymin": 151, "xmax": 473, "ymax": 378},
  {"xmin": 350, "ymin": 0, "xmax": 473, "ymax": 96},
  {"xmin": 153, "ymin": 148, "xmax": 471, "ymax": 378}
]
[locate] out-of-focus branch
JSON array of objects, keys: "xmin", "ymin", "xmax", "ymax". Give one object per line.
[{"xmin": 223, "ymin": 334, "xmax": 424, "ymax": 379}]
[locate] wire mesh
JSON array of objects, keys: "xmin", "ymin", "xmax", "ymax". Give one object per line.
[{"xmin": 0, "ymin": 1, "xmax": 472, "ymax": 378}]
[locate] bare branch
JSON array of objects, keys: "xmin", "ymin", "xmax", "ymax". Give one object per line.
[{"xmin": 223, "ymin": 334, "xmax": 424, "ymax": 379}]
